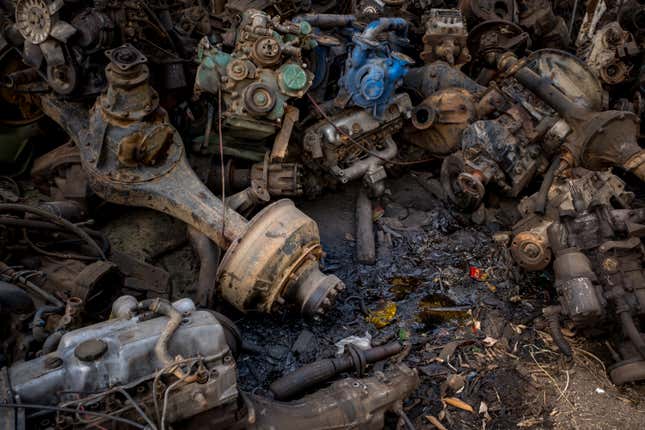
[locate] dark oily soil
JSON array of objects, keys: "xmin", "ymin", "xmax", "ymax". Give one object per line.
[
  {"xmin": 107, "ymin": 174, "xmax": 645, "ymax": 429},
  {"xmin": 232, "ymin": 175, "xmax": 549, "ymax": 428}
]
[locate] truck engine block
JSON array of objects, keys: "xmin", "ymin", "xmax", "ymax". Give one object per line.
[{"xmin": 195, "ymin": 9, "xmax": 315, "ymax": 140}]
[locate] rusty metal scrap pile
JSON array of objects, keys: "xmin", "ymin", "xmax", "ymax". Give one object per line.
[{"xmin": 0, "ymin": 0, "xmax": 644, "ymax": 428}]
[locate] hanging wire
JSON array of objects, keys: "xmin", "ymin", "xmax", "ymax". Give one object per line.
[
  {"xmin": 0, "ymin": 403, "xmax": 146, "ymax": 429},
  {"xmin": 218, "ymin": 86, "xmax": 227, "ymax": 242}
]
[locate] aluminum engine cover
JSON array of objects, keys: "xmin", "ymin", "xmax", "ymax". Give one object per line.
[{"xmin": 8, "ymin": 302, "xmax": 236, "ymax": 408}]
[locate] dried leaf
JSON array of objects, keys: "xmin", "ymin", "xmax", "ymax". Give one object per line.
[
  {"xmin": 425, "ymin": 415, "xmax": 449, "ymax": 430},
  {"xmin": 479, "ymin": 401, "xmax": 491, "ymax": 420},
  {"xmin": 442, "ymin": 397, "xmax": 475, "ymax": 413},
  {"xmin": 517, "ymin": 417, "xmax": 543, "ymax": 427},
  {"xmin": 482, "ymin": 336, "xmax": 498, "ymax": 347}
]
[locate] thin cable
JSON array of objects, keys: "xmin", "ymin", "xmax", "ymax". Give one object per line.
[
  {"xmin": 218, "ymin": 86, "xmax": 226, "ymax": 242},
  {"xmin": 398, "ymin": 409, "xmax": 417, "ymax": 430},
  {"xmin": 306, "ymin": 93, "xmax": 434, "ymax": 166},
  {"xmin": 118, "ymin": 388, "xmax": 158, "ymax": 430},
  {"xmin": 568, "ymin": 0, "xmax": 579, "ymax": 39},
  {"xmin": 152, "ymin": 357, "xmax": 201, "ymax": 424},
  {"xmin": 23, "ymin": 229, "xmax": 99, "ymax": 261},
  {"xmin": 160, "ymin": 377, "xmax": 185, "ymax": 430},
  {"xmin": 0, "ymin": 403, "xmax": 146, "ymax": 429},
  {"xmin": 203, "ymin": 102, "xmax": 214, "ymax": 152},
  {"xmin": 0, "ymin": 204, "xmax": 106, "ymax": 260}
]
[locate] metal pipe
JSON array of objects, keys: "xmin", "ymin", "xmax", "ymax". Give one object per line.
[
  {"xmin": 620, "ymin": 310, "xmax": 645, "ymax": 359},
  {"xmin": 361, "ymin": 18, "xmax": 408, "ymax": 42},
  {"xmin": 253, "ymin": 366, "xmax": 418, "ymax": 428},
  {"xmin": 535, "ymin": 157, "xmax": 561, "ymax": 215},
  {"xmin": 138, "ymin": 298, "xmax": 184, "ymax": 375},
  {"xmin": 568, "ymin": 0, "xmax": 579, "ymax": 39},
  {"xmin": 295, "ymin": 14, "xmax": 356, "ymax": 28},
  {"xmin": 497, "ymin": 54, "xmax": 587, "ymax": 120},
  {"xmin": 190, "ymin": 365, "xmax": 419, "ymax": 429},
  {"xmin": 269, "ymin": 342, "xmax": 403, "ymax": 400},
  {"xmin": 355, "ymin": 189, "xmax": 375, "ymax": 265},
  {"xmin": 338, "ymin": 136, "xmax": 397, "ymax": 182}
]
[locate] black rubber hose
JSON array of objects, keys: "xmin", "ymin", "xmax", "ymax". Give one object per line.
[
  {"xmin": 546, "ymin": 312, "xmax": 572, "ymax": 357},
  {"xmin": 0, "ymin": 204, "xmax": 106, "ymax": 260},
  {"xmin": 0, "ymin": 217, "xmax": 110, "ymax": 254},
  {"xmin": 0, "ymin": 280, "xmax": 34, "ymax": 313},
  {"xmin": 0, "ymin": 262, "xmax": 64, "ymax": 307},
  {"xmin": 270, "ymin": 342, "xmax": 403, "ymax": 400},
  {"xmin": 187, "ymin": 226, "xmax": 219, "ymax": 307},
  {"xmin": 534, "ymin": 157, "xmax": 561, "ymax": 215}
]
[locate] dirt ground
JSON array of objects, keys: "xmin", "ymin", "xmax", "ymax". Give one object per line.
[{"xmin": 101, "ymin": 172, "xmax": 645, "ymax": 430}]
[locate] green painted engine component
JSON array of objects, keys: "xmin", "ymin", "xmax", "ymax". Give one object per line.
[{"xmin": 194, "ymin": 9, "xmax": 314, "ymax": 141}]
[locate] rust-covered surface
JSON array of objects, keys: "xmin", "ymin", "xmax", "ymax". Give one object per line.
[{"xmin": 0, "ymin": 1, "xmax": 644, "ymax": 429}]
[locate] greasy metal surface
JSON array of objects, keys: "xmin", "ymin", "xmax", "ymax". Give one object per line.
[
  {"xmin": 1, "ymin": 1, "xmax": 644, "ymax": 426},
  {"xmin": 403, "ymin": 88, "xmax": 477, "ymax": 156},
  {"xmin": 421, "ymin": 9, "xmax": 470, "ymax": 66},
  {"xmin": 526, "ymin": 49, "xmax": 604, "ymax": 111},
  {"xmin": 8, "ymin": 298, "xmax": 238, "ymax": 424},
  {"xmin": 249, "ymin": 365, "xmax": 419, "ymax": 430},
  {"xmin": 39, "ymin": 45, "xmax": 340, "ymax": 317}
]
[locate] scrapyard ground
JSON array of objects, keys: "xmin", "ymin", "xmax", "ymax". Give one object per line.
[{"xmin": 93, "ymin": 172, "xmax": 645, "ymax": 430}]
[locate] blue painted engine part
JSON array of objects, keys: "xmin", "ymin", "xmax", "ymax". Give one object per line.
[{"xmin": 338, "ymin": 18, "xmax": 413, "ymax": 119}]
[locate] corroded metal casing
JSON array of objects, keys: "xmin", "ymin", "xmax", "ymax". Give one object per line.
[
  {"xmin": 511, "ymin": 231, "xmax": 552, "ymax": 271},
  {"xmin": 101, "ymin": 45, "xmax": 158, "ymax": 121},
  {"xmin": 404, "ymin": 88, "xmax": 476, "ymax": 156},
  {"xmin": 421, "ymin": 9, "xmax": 470, "ymax": 67},
  {"xmin": 218, "ymin": 199, "xmax": 343, "ymax": 316},
  {"xmin": 553, "ymin": 248, "xmax": 604, "ymax": 323},
  {"xmin": 248, "ymin": 364, "xmax": 419, "ymax": 429}
]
